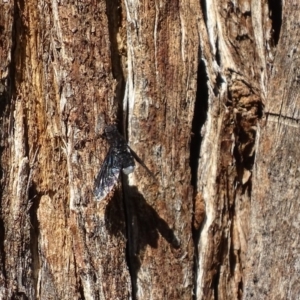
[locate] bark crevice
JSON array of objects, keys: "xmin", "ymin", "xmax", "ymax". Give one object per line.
[
  {"xmin": 199, "ymin": 0, "xmax": 207, "ymax": 26},
  {"xmin": 105, "ymin": 0, "xmax": 126, "ymax": 126},
  {"xmin": 0, "ymin": 216, "xmax": 6, "ymax": 285},
  {"xmin": 191, "ymin": 59, "xmax": 209, "ymax": 299},
  {"xmin": 122, "ymin": 181, "xmax": 137, "ymax": 300},
  {"xmin": 190, "ymin": 59, "xmax": 208, "ymax": 189},
  {"xmin": 0, "ymin": 84, "xmax": 8, "ymax": 286},
  {"xmin": 268, "ymin": 0, "xmax": 282, "ymax": 46},
  {"xmin": 105, "ymin": 1, "xmax": 136, "ymax": 296},
  {"xmin": 28, "ymin": 183, "xmax": 41, "ymax": 299}
]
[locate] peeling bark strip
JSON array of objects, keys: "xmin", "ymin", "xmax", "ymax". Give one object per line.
[{"xmin": 0, "ymin": 0, "xmax": 298, "ymax": 299}]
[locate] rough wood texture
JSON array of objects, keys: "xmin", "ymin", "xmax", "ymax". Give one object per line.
[
  {"xmin": 1, "ymin": 0, "xmax": 130, "ymax": 299},
  {"xmin": 194, "ymin": 0, "xmax": 266, "ymax": 298},
  {"xmin": 123, "ymin": 0, "xmax": 200, "ymax": 298},
  {"xmin": 0, "ymin": 0, "xmax": 298, "ymax": 299},
  {"xmin": 244, "ymin": 2, "xmax": 300, "ymax": 298}
]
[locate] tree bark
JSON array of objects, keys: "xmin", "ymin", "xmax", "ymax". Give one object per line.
[
  {"xmin": 0, "ymin": 0, "xmax": 298, "ymax": 299},
  {"xmin": 244, "ymin": 2, "xmax": 300, "ymax": 298}
]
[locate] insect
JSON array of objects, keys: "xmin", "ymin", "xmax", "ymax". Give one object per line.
[{"xmin": 94, "ymin": 125, "xmax": 154, "ymax": 201}]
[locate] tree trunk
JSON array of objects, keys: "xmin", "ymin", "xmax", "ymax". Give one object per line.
[{"xmin": 0, "ymin": 0, "xmax": 298, "ymax": 299}]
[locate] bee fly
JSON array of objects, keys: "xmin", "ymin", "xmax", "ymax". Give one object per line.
[{"xmin": 94, "ymin": 125, "xmax": 154, "ymax": 201}]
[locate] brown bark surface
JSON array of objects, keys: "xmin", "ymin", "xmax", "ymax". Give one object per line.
[
  {"xmin": 244, "ymin": 2, "xmax": 300, "ymax": 298},
  {"xmin": 0, "ymin": 0, "xmax": 298, "ymax": 299}
]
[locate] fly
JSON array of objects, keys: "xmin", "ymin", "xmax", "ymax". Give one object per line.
[{"xmin": 94, "ymin": 125, "xmax": 154, "ymax": 201}]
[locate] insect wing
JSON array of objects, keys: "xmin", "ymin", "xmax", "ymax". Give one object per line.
[
  {"xmin": 128, "ymin": 146, "xmax": 156, "ymax": 180},
  {"xmin": 94, "ymin": 147, "xmax": 121, "ymax": 201}
]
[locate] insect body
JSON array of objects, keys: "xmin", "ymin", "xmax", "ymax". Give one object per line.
[{"xmin": 94, "ymin": 125, "xmax": 136, "ymax": 201}]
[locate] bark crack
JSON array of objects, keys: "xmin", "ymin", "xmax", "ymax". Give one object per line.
[
  {"xmin": 190, "ymin": 60, "xmax": 208, "ymax": 189},
  {"xmin": 105, "ymin": 0, "xmax": 136, "ymax": 297},
  {"xmin": 121, "ymin": 179, "xmax": 136, "ymax": 300},
  {"xmin": 190, "ymin": 59, "xmax": 209, "ymax": 299},
  {"xmin": 265, "ymin": 112, "xmax": 300, "ymax": 127},
  {"xmin": 268, "ymin": 0, "xmax": 282, "ymax": 46}
]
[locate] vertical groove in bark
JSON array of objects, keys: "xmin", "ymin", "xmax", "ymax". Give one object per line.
[
  {"xmin": 105, "ymin": 0, "xmax": 127, "ymax": 126},
  {"xmin": 105, "ymin": 1, "xmax": 141, "ymax": 297},
  {"xmin": 190, "ymin": 59, "xmax": 209, "ymax": 299},
  {"xmin": 190, "ymin": 60, "xmax": 209, "ymax": 189},
  {"xmin": 267, "ymin": 0, "xmax": 282, "ymax": 46},
  {"xmin": 0, "ymin": 2, "xmax": 14, "ymax": 296}
]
